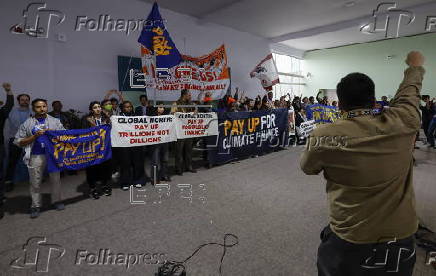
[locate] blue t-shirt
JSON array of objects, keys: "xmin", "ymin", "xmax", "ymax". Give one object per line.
[
  {"xmin": 18, "ymin": 109, "xmax": 30, "ymax": 124},
  {"xmin": 31, "ymin": 118, "xmax": 47, "ymax": 155}
]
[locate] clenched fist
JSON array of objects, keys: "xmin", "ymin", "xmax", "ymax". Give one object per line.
[
  {"xmin": 2, "ymin": 83, "xmax": 11, "ymax": 92},
  {"xmin": 405, "ymin": 51, "xmax": 424, "ymax": 67}
]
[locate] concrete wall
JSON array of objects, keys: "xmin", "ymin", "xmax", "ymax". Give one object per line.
[
  {"xmin": 303, "ymin": 33, "xmax": 436, "ymax": 99},
  {"xmin": 0, "ymin": 0, "xmax": 273, "ymax": 113}
]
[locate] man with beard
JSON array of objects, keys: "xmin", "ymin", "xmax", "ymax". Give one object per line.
[
  {"xmin": 14, "ymin": 99, "xmax": 65, "ymax": 218},
  {"xmin": 4, "ymin": 92, "xmax": 31, "ymax": 192}
]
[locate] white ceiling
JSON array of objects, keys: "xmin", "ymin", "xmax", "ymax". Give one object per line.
[{"xmin": 141, "ymin": 0, "xmax": 436, "ymax": 52}]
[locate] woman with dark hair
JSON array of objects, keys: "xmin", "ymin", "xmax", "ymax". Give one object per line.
[
  {"xmin": 253, "ymin": 96, "xmax": 262, "ymax": 111},
  {"xmin": 101, "ymin": 99, "xmax": 112, "ymax": 114},
  {"xmin": 82, "ymin": 101, "xmax": 112, "ymax": 199},
  {"xmin": 260, "ymin": 95, "xmax": 271, "ymax": 110},
  {"xmin": 118, "ymin": 101, "xmax": 148, "ymax": 190}
]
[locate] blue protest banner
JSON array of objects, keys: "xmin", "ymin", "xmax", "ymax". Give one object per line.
[
  {"xmin": 306, "ymin": 104, "xmax": 339, "ymax": 123},
  {"xmin": 40, "ymin": 125, "xmax": 112, "ymax": 172},
  {"xmin": 206, "ymin": 108, "xmax": 289, "ymax": 165}
]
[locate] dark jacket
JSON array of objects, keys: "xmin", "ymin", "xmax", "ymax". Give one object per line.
[
  {"xmin": 148, "ymin": 106, "xmax": 170, "ymax": 116},
  {"xmin": 420, "ymin": 101, "xmax": 435, "ymax": 123},
  {"xmin": 48, "ymin": 111, "xmax": 77, "ymax": 129},
  {"xmin": 81, "ymin": 114, "xmax": 111, "ymax": 128},
  {"xmin": 135, "ymin": 105, "xmax": 153, "ymax": 116},
  {"xmin": 295, "ymin": 111, "xmax": 307, "ymax": 127},
  {"xmin": 0, "ymin": 94, "xmax": 14, "ymax": 145}
]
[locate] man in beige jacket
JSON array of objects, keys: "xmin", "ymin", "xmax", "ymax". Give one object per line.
[{"xmin": 301, "ymin": 51, "xmax": 425, "ymax": 276}]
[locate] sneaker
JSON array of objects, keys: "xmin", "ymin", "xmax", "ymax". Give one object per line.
[
  {"xmin": 90, "ymin": 189, "xmax": 100, "ymax": 199},
  {"xmin": 4, "ymin": 181, "xmax": 13, "ymax": 192},
  {"xmin": 111, "ymin": 171, "xmax": 120, "ymax": 179},
  {"xmin": 30, "ymin": 207, "xmax": 40, "ymax": 219},
  {"xmin": 54, "ymin": 203, "xmax": 65, "ymax": 211},
  {"xmin": 121, "ymin": 185, "xmax": 130, "ymax": 191},
  {"xmin": 103, "ymin": 187, "xmax": 112, "ymax": 196},
  {"xmin": 134, "ymin": 183, "xmax": 143, "ymax": 188}
]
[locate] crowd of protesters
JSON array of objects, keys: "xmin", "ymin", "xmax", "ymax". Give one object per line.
[{"xmin": 0, "ymin": 82, "xmax": 435, "ymax": 219}]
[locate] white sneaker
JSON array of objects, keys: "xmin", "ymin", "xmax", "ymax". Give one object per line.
[
  {"xmin": 134, "ymin": 183, "xmax": 142, "ymax": 188},
  {"xmin": 112, "ymin": 172, "xmax": 120, "ymax": 179}
]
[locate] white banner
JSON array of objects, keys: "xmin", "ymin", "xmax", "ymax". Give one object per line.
[
  {"xmin": 250, "ymin": 53, "xmax": 279, "ymax": 90},
  {"xmin": 174, "ymin": 112, "xmax": 219, "ymax": 139},
  {"xmin": 110, "ymin": 116, "xmax": 177, "ymax": 147},
  {"xmin": 297, "ymin": 120, "xmax": 316, "ymax": 138},
  {"xmin": 140, "ymin": 45, "xmax": 231, "ymax": 101}
]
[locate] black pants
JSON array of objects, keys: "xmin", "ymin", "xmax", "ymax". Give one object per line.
[
  {"xmin": 150, "ymin": 143, "xmax": 169, "ymax": 181},
  {"xmin": 423, "ymin": 118, "xmax": 431, "ymax": 138},
  {"xmin": 175, "ymin": 139, "xmax": 193, "ymax": 172},
  {"xmin": 86, "ymin": 160, "xmax": 112, "ymax": 190},
  {"xmin": 118, "ymin": 147, "xmax": 145, "ymax": 187},
  {"xmin": 4, "ymin": 138, "xmax": 22, "ymax": 184},
  {"xmin": 0, "ymin": 143, "xmax": 5, "ymax": 204},
  {"xmin": 317, "ymin": 226, "xmax": 416, "ymax": 276}
]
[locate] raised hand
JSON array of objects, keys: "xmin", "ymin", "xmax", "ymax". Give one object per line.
[
  {"xmin": 405, "ymin": 51, "xmax": 424, "ymax": 67},
  {"xmin": 2, "ymin": 83, "xmax": 11, "ymax": 92}
]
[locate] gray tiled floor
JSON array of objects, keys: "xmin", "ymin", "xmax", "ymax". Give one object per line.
[{"xmin": 0, "ymin": 145, "xmax": 435, "ymax": 275}]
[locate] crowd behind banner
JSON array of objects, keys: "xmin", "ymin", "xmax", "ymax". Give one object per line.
[{"xmin": 1, "ymin": 82, "xmax": 434, "ymax": 219}]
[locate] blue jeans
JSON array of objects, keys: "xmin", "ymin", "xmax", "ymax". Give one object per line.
[{"xmin": 427, "ymin": 117, "xmax": 436, "ymax": 146}]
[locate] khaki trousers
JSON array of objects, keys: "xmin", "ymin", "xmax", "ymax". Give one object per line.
[{"xmin": 28, "ymin": 155, "xmax": 61, "ymax": 208}]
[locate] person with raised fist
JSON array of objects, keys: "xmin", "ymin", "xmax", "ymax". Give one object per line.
[
  {"xmin": 301, "ymin": 51, "xmax": 425, "ymax": 276},
  {"xmin": 0, "ymin": 83, "xmax": 14, "ymax": 219}
]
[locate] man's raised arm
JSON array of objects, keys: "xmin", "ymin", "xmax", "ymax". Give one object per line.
[{"xmin": 387, "ymin": 51, "xmax": 425, "ymax": 131}]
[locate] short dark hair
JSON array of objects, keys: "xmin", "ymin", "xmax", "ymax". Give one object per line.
[
  {"xmin": 181, "ymin": 89, "xmax": 189, "ymax": 97},
  {"xmin": 308, "ymin": 96, "xmax": 314, "ymax": 101},
  {"xmin": 17, "ymin": 94, "xmax": 30, "ymax": 102},
  {"xmin": 31, "ymin": 98, "xmax": 47, "ymax": 107},
  {"xmin": 101, "ymin": 99, "xmax": 111, "ymax": 106},
  {"xmin": 110, "ymin": 97, "xmax": 118, "ymax": 103},
  {"xmin": 139, "ymin": 94, "xmax": 148, "ymax": 101},
  {"xmin": 422, "ymin": 95, "xmax": 430, "ymax": 100},
  {"xmin": 52, "ymin": 100, "xmax": 62, "ymax": 106},
  {"xmin": 89, "ymin": 101, "xmax": 101, "ymax": 111},
  {"xmin": 336, "ymin": 73, "xmax": 375, "ymax": 111}
]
